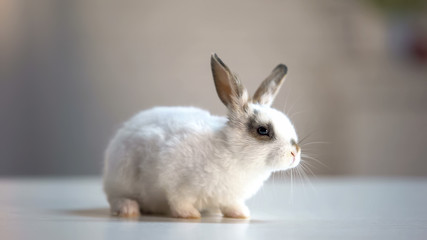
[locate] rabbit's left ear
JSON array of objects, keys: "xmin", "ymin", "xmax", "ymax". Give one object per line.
[
  {"xmin": 211, "ymin": 53, "xmax": 248, "ymax": 111},
  {"xmin": 252, "ymin": 64, "xmax": 287, "ymax": 106}
]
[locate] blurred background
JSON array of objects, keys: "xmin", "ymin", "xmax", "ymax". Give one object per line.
[{"xmin": 1, "ymin": 0, "xmax": 426, "ymax": 176}]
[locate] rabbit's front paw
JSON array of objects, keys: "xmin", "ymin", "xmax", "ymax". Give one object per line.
[
  {"xmin": 110, "ymin": 198, "xmax": 140, "ymax": 218},
  {"xmin": 221, "ymin": 203, "xmax": 250, "ymax": 219},
  {"xmin": 170, "ymin": 203, "xmax": 201, "ymax": 219}
]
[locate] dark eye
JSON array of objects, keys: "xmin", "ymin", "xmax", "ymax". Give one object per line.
[{"xmin": 257, "ymin": 126, "xmax": 269, "ymax": 136}]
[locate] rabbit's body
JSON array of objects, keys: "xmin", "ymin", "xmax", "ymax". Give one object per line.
[
  {"xmin": 103, "ymin": 54, "xmax": 301, "ymax": 218},
  {"xmin": 104, "ymin": 106, "xmax": 270, "ymax": 217}
]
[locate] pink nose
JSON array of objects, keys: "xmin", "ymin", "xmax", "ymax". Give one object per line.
[{"xmin": 290, "ymin": 152, "xmax": 296, "ymax": 164}]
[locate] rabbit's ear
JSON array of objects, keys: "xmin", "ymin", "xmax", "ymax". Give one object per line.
[
  {"xmin": 252, "ymin": 64, "xmax": 287, "ymax": 106},
  {"xmin": 211, "ymin": 53, "xmax": 248, "ymax": 110}
]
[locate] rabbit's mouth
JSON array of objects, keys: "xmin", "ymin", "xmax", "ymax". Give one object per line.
[
  {"xmin": 290, "ymin": 152, "xmax": 296, "ymax": 165},
  {"xmin": 288, "ymin": 151, "xmax": 301, "ymax": 168}
]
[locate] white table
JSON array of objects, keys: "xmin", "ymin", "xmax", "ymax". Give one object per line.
[{"xmin": 1, "ymin": 177, "xmax": 426, "ymax": 240}]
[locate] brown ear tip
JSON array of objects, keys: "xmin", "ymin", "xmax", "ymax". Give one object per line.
[
  {"xmin": 275, "ymin": 64, "xmax": 288, "ymax": 75},
  {"xmin": 211, "ymin": 53, "xmax": 227, "ymax": 69}
]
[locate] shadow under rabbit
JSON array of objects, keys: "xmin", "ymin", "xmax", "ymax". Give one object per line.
[{"xmin": 62, "ymin": 208, "xmax": 268, "ymax": 224}]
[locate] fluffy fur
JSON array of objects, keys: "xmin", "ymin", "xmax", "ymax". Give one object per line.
[{"xmin": 103, "ymin": 54, "xmax": 301, "ymax": 218}]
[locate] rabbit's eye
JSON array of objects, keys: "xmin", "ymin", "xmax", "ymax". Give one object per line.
[{"xmin": 257, "ymin": 126, "xmax": 269, "ymax": 136}]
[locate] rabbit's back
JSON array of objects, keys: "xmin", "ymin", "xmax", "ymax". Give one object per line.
[
  {"xmin": 103, "ymin": 106, "xmax": 227, "ymax": 213},
  {"xmin": 125, "ymin": 106, "xmax": 225, "ymax": 134}
]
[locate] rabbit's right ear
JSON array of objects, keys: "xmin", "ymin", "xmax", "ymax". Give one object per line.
[
  {"xmin": 252, "ymin": 64, "xmax": 287, "ymax": 106},
  {"xmin": 211, "ymin": 53, "xmax": 248, "ymax": 111}
]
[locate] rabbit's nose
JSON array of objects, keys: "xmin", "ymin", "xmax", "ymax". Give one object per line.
[
  {"xmin": 293, "ymin": 143, "xmax": 300, "ymax": 153},
  {"xmin": 290, "ymin": 151, "xmax": 296, "ymax": 164},
  {"xmin": 290, "ymin": 139, "xmax": 300, "ymax": 152}
]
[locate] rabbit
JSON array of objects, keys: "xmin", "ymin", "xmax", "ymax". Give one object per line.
[{"xmin": 103, "ymin": 53, "xmax": 301, "ymax": 219}]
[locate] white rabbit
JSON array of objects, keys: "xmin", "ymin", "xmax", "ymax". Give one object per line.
[{"xmin": 103, "ymin": 54, "xmax": 301, "ymax": 219}]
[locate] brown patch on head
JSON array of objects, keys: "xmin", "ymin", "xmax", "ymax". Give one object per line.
[{"xmin": 246, "ymin": 114, "xmax": 275, "ymax": 142}]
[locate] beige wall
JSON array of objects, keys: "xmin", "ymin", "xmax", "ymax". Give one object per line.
[{"xmin": 1, "ymin": 0, "xmax": 426, "ymax": 175}]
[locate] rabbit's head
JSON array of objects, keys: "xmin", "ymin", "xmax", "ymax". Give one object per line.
[{"xmin": 211, "ymin": 54, "xmax": 300, "ymax": 171}]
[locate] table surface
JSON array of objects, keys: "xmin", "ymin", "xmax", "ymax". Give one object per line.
[{"xmin": 1, "ymin": 177, "xmax": 426, "ymax": 240}]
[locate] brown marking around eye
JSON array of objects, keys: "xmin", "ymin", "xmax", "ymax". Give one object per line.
[{"xmin": 246, "ymin": 116, "xmax": 275, "ymax": 142}]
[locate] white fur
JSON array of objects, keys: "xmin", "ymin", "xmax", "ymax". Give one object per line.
[
  {"xmin": 103, "ymin": 105, "xmax": 300, "ymax": 218},
  {"xmin": 103, "ymin": 55, "xmax": 300, "ymax": 218}
]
